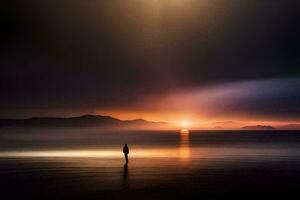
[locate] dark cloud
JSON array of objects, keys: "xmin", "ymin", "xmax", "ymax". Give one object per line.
[
  {"xmin": 0, "ymin": 0, "xmax": 299, "ymax": 119},
  {"xmin": 206, "ymin": 78, "xmax": 300, "ymax": 121}
]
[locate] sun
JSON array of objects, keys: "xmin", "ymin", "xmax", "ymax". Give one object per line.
[
  {"xmin": 180, "ymin": 121, "xmax": 190, "ymax": 128},
  {"xmin": 180, "ymin": 128, "xmax": 190, "ymax": 134}
]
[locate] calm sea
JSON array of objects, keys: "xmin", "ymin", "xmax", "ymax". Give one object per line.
[{"xmin": 0, "ymin": 128, "xmax": 300, "ymax": 199}]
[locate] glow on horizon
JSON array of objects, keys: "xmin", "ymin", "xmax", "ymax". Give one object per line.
[
  {"xmin": 0, "ymin": 131, "xmax": 193, "ymax": 160},
  {"xmin": 180, "ymin": 128, "xmax": 190, "ymax": 134},
  {"xmin": 0, "ymin": 148, "xmax": 190, "ymax": 159}
]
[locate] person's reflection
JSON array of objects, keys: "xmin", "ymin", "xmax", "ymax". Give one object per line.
[
  {"xmin": 179, "ymin": 129, "xmax": 191, "ymax": 164},
  {"xmin": 122, "ymin": 162, "xmax": 128, "ymax": 189}
]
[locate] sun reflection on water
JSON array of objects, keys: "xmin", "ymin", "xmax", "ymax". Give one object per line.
[
  {"xmin": 0, "ymin": 131, "xmax": 192, "ymax": 160},
  {"xmin": 0, "ymin": 149, "xmax": 178, "ymax": 158},
  {"xmin": 0, "ymin": 147, "xmax": 190, "ymax": 159},
  {"xmin": 179, "ymin": 129, "xmax": 191, "ymax": 163}
]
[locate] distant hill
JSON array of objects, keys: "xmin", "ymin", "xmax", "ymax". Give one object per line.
[
  {"xmin": 0, "ymin": 115, "xmax": 170, "ymax": 130},
  {"xmin": 122, "ymin": 118, "xmax": 170, "ymax": 130},
  {"xmin": 206, "ymin": 121, "xmax": 242, "ymax": 130},
  {"xmin": 241, "ymin": 125, "xmax": 276, "ymax": 130}
]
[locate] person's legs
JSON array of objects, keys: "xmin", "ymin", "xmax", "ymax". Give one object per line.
[{"xmin": 125, "ymin": 153, "xmax": 128, "ymax": 163}]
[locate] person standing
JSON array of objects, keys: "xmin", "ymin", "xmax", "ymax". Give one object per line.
[{"xmin": 123, "ymin": 144, "xmax": 129, "ymax": 163}]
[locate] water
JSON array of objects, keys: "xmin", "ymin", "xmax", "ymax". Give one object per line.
[{"xmin": 0, "ymin": 128, "xmax": 300, "ymax": 199}]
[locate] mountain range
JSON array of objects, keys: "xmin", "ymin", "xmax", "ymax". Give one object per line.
[
  {"xmin": 241, "ymin": 125, "xmax": 276, "ymax": 130},
  {"xmin": 240, "ymin": 124, "xmax": 300, "ymax": 130},
  {"xmin": 0, "ymin": 115, "xmax": 169, "ymax": 130},
  {"xmin": 1, "ymin": 115, "xmax": 300, "ymax": 130}
]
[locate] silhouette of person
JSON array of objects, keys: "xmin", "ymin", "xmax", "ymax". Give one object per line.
[{"xmin": 123, "ymin": 144, "xmax": 129, "ymax": 163}]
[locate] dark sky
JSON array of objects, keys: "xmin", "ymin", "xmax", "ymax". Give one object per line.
[{"xmin": 0, "ymin": 0, "xmax": 299, "ymax": 121}]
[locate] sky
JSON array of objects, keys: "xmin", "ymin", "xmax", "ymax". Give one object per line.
[{"xmin": 0, "ymin": 0, "xmax": 299, "ymax": 127}]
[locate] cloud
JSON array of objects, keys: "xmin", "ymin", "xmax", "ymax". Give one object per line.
[{"xmin": 132, "ymin": 77, "xmax": 300, "ymax": 121}]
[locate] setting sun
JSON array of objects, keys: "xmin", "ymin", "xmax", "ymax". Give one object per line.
[{"xmin": 180, "ymin": 121, "xmax": 190, "ymax": 128}]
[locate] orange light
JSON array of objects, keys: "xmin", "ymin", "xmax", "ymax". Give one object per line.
[{"xmin": 180, "ymin": 128, "xmax": 190, "ymax": 134}]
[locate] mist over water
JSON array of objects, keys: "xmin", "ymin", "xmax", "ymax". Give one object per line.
[{"xmin": 1, "ymin": 128, "xmax": 300, "ymax": 199}]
